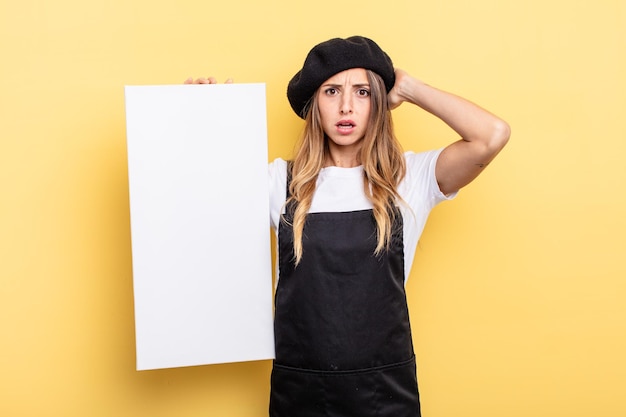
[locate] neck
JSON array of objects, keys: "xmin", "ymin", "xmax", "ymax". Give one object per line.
[{"xmin": 325, "ymin": 143, "xmax": 362, "ymax": 168}]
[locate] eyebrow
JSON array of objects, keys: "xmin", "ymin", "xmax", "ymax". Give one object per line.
[{"xmin": 321, "ymin": 83, "xmax": 371, "ymax": 88}]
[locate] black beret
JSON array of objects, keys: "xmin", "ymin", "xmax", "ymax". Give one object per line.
[{"xmin": 287, "ymin": 36, "xmax": 395, "ymax": 119}]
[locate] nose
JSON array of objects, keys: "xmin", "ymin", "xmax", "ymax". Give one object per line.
[{"xmin": 340, "ymin": 94, "xmax": 353, "ymax": 115}]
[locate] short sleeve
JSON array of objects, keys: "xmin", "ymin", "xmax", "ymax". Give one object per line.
[
  {"xmin": 399, "ymin": 149, "xmax": 457, "ymax": 213},
  {"xmin": 268, "ymin": 158, "xmax": 288, "ymax": 230},
  {"xmin": 397, "ymin": 149, "xmax": 457, "ymax": 280}
]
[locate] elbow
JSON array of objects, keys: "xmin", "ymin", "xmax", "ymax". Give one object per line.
[
  {"xmin": 491, "ymin": 119, "xmax": 511, "ymax": 151},
  {"xmin": 473, "ymin": 119, "xmax": 510, "ymax": 163},
  {"xmin": 482, "ymin": 118, "xmax": 510, "ymax": 156}
]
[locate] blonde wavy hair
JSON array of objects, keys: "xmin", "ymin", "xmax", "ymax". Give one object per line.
[{"xmin": 285, "ymin": 70, "xmax": 406, "ymax": 264}]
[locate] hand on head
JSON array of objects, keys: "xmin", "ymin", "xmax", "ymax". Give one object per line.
[{"xmin": 387, "ymin": 68, "xmax": 411, "ymax": 110}]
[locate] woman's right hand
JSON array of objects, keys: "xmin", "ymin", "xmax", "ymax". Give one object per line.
[{"xmin": 184, "ymin": 77, "xmax": 234, "ymax": 84}]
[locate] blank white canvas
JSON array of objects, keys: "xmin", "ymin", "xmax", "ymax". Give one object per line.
[{"xmin": 125, "ymin": 84, "xmax": 274, "ymax": 371}]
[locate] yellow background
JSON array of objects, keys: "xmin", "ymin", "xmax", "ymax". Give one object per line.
[{"xmin": 1, "ymin": 0, "xmax": 625, "ymax": 416}]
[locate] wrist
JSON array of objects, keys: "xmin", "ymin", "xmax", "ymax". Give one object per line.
[{"xmin": 399, "ymin": 76, "xmax": 429, "ymax": 105}]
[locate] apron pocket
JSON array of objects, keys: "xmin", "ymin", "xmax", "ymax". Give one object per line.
[{"xmin": 270, "ymin": 356, "xmax": 421, "ymax": 417}]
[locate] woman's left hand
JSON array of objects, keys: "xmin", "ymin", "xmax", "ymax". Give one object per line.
[{"xmin": 387, "ymin": 68, "xmax": 410, "ymax": 110}]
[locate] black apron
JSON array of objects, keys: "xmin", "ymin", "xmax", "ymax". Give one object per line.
[{"xmin": 270, "ymin": 168, "xmax": 421, "ymax": 417}]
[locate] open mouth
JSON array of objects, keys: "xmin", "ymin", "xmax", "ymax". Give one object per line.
[{"xmin": 336, "ymin": 120, "xmax": 355, "ymax": 129}]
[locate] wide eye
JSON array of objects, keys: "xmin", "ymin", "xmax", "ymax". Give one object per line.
[
  {"xmin": 357, "ymin": 88, "xmax": 370, "ymax": 97},
  {"xmin": 324, "ymin": 87, "xmax": 338, "ymax": 96}
]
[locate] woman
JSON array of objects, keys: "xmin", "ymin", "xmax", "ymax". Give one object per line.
[{"xmin": 188, "ymin": 36, "xmax": 510, "ymax": 417}]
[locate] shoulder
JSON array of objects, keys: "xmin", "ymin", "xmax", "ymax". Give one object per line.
[
  {"xmin": 268, "ymin": 157, "xmax": 290, "ymax": 190},
  {"xmin": 403, "ymin": 148, "xmax": 445, "ymax": 180},
  {"xmin": 399, "ymin": 148, "xmax": 456, "ymax": 205},
  {"xmin": 404, "ymin": 148, "xmax": 443, "ymax": 168},
  {"xmin": 269, "ymin": 157, "xmax": 288, "ymax": 177},
  {"xmin": 268, "ymin": 157, "xmax": 289, "ymax": 197},
  {"xmin": 268, "ymin": 158, "xmax": 289, "ymax": 230}
]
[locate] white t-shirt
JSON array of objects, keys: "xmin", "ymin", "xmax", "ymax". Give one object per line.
[{"xmin": 268, "ymin": 149, "xmax": 455, "ymax": 281}]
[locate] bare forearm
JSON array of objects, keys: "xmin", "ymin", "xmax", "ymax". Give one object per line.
[{"xmin": 393, "ymin": 74, "xmax": 509, "ymax": 147}]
